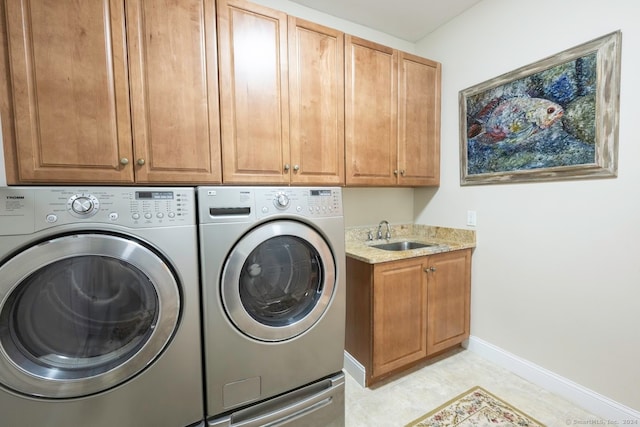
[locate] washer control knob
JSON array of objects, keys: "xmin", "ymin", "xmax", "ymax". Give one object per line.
[
  {"xmin": 68, "ymin": 194, "xmax": 99, "ymax": 217},
  {"xmin": 72, "ymin": 197, "xmax": 93, "ymax": 213},
  {"xmin": 275, "ymin": 193, "xmax": 290, "ymax": 209}
]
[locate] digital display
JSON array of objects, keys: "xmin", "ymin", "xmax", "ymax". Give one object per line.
[
  {"xmin": 310, "ymin": 189, "xmax": 332, "ymax": 197},
  {"xmin": 135, "ymin": 191, "xmax": 174, "ymax": 200}
]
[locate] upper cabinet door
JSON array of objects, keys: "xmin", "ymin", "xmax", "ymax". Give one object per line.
[
  {"xmin": 126, "ymin": 0, "xmax": 222, "ymax": 184},
  {"xmin": 217, "ymin": 0, "xmax": 290, "ymax": 184},
  {"xmin": 398, "ymin": 52, "xmax": 441, "ymax": 186},
  {"xmin": 4, "ymin": 0, "xmax": 134, "ymax": 183},
  {"xmin": 288, "ymin": 17, "xmax": 344, "ymax": 185},
  {"xmin": 345, "ymin": 35, "xmax": 398, "ymax": 186}
]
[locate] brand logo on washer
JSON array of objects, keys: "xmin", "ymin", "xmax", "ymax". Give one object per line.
[{"xmin": 6, "ymin": 196, "xmax": 24, "ymax": 199}]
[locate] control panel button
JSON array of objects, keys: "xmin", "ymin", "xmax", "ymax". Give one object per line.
[
  {"xmin": 132, "ymin": 213, "xmax": 141, "ymax": 220},
  {"xmin": 144, "ymin": 213, "xmax": 152, "ymax": 219},
  {"xmin": 45, "ymin": 214, "xmax": 58, "ymax": 223},
  {"xmin": 156, "ymin": 212, "xmax": 164, "ymax": 219},
  {"xmin": 168, "ymin": 212, "xmax": 176, "ymax": 218},
  {"xmin": 109, "ymin": 212, "xmax": 119, "ymax": 221}
]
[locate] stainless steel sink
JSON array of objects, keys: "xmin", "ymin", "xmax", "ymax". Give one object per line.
[{"xmin": 370, "ymin": 241, "xmax": 436, "ymax": 251}]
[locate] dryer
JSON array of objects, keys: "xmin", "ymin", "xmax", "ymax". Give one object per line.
[
  {"xmin": 197, "ymin": 187, "xmax": 345, "ymax": 426},
  {"xmin": 0, "ymin": 187, "xmax": 204, "ymax": 427}
]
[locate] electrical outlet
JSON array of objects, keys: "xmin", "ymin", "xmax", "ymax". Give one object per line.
[{"xmin": 466, "ymin": 210, "xmax": 477, "ymax": 227}]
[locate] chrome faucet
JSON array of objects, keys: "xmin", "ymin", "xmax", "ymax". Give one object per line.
[{"xmin": 376, "ymin": 220, "xmax": 391, "ymax": 240}]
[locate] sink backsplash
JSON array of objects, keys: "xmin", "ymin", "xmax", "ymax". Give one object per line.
[{"xmin": 345, "ymin": 224, "xmax": 476, "ymax": 246}]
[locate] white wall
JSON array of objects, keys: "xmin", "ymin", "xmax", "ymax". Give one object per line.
[{"xmin": 415, "ymin": 0, "xmax": 640, "ymax": 411}]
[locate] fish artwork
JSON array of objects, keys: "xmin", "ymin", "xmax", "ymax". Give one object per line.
[{"xmin": 468, "ymin": 96, "xmax": 564, "ymax": 144}]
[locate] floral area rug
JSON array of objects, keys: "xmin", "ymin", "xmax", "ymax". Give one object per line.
[{"xmin": 406, "ymin": 386, "xmax": 546, "ymax": 426}]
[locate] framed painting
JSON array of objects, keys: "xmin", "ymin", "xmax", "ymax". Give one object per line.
[{"xmin": 459, "ymin": 31, "xmax": 621, "ymax": 185}]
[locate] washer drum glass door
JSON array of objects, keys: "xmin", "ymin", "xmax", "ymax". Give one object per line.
[
  {"xmin": 0, "ymin": 234, "xmax": 180, "ymax": 399},
  {"xmin": 222, "ymin": 221, "xmax": 336, "ymax": 342}
]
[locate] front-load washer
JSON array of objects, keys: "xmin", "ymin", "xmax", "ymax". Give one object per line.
[
  {"xmin": 0, "ymin": 187, "xmax": 204, "ymax": 427},
  {"xmin": 197, "ymin": 187, "xmax": 346, "ymax": 423}
]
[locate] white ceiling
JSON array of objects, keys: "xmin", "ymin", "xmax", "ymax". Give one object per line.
[{"xmin": 288, "ymin": 0, "xmax": 482, "ymax": 42}]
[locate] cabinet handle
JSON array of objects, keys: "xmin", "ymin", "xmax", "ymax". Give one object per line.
[
  {"xmin": 424, "ymin": 266, "xmax": 436, "ymax": 273},
  {"xmin": 284, "ymin": 164, "xmax": 290, "ymax": 172},
  {"xmin": 293, "ymin": 164, "xmax": 300, "ymax": 172},
  {"xmin": 119, "ymin": 158, "xmax": 129, "ymax": 165},
  {"xmin": 137, "ymin": 158, "xmax": 145, "ymax": 166}
]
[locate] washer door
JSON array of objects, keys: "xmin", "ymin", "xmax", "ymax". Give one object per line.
[
  {"xmin": 222, "ymin": 220, "xmax": 336, "ymax": 342},
  {"xmin": 0, "ymin": 233, "xmax": 180, "ymax": 399}
]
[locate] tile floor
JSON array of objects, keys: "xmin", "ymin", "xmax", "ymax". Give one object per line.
[{"xmin": 344, "ymin": 348, "xmax": 602, "ymax": 426}]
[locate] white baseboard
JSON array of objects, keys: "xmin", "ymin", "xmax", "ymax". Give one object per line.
[
  {"xmin": 343, "ymin": 351, "xmax": 366, "ymax": 387},
  {"xmin": 466, "ymin": 336, "xmax": 640, "ymax": 422}
]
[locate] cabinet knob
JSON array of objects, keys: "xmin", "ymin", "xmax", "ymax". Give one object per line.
[
  {"xmin": 400, "ymin": 169, "xmax": 406, "ymax": 176},
  {"xmin": 424, "ymin": 266, "xmax": 436, "ymax": 273},
  {"xmin": 120, "ymin": 158, "xmax": 129, "ymax": 165},
  {"xmin": 293, "ymin": 164, "xmax": 300, "ymax": 172},
  {"xmin": 393, "ymin": 170, "xmax": 398, "ymax": 176},
  {"xmin": 284, "ymin": 163, "xmax": 290, "ymax": 172},
  {"xmin": 137, "ymin": 158, "xmax": 145, "ymax": 166}
]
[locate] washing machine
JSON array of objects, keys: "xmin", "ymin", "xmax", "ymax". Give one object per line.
[
  {"xmin": 197, "ymin": 187, "xmax": 345, "ymax": 426},
  {"xmin": 0, "ymin": 187, "xmax": 204, "ymax": 427}
]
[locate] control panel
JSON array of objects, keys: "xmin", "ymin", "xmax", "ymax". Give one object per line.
[
  {"xmin": 0, "ymin": 187, "xmax": 195, "ymax": 234},
  {"xmin": 254, "ymin": 187, "xmax": 342, "ymax": 218}
]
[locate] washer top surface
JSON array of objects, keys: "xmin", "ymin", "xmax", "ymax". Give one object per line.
[
  {"xmin": 0, "ymin": 186, "xmax": 195, "ymax": 238},
  {"xmin": 198, "ymin": 186, "xmax": 342, "ymax": 224}
]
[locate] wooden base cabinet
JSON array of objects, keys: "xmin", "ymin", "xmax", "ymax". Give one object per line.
[
  {"xmin": 1, "ymin": 0, "xmax": 222, "ymax": 184},
  {"xmin": 345, "ymin": 249, "xmax": 471, "ymax": 386}
]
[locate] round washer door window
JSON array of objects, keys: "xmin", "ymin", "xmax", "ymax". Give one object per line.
[
  {"xmin": 222, "ymin": 220, "xmax": 336, "ymax": 342},
  {"xmin": 0, "ymin": 234, "xmax": 180, "ymax": 399}
]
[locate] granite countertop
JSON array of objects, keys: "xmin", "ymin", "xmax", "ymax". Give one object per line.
[{"xmin": 345, "ymin": 224, "xmax": 476, "ymax": 264}]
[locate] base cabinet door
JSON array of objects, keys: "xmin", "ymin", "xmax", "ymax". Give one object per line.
[
  {"xmin": 426, "ymin": 250, "xmax": 471, "ymax": 355},
  {"xmin": 372, "ymin": 258, "xmax": 427, "ymax": 378}
]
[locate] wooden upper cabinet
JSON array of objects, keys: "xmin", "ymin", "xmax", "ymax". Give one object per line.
[
  {"xmin": 345, "ymin": 36, "xmax": 441, "ymax": 187},
  {"xmin": 217, "ymin": 2, "xmax": 344, "ymax": 185},
  {"xmin": 345, "ymin": 35, "xmax": 398, "ymax": 186},
  {"xmin": 4, "ymin": 0, "xmax": 134, "ymax": 183},
  {"xmin": 217, "ymin": 0, "xmax": 290, "ymax": 184},
  {"xmin": 288, "ymin": 17, "xmax": 344, "ymax": 185},
  {"xmin": 398, "ymin": 52, "xmax": 441, "ymax": 186},
  {"xmin": 126, "ymin": 0, "xmax": 222, "ymax": 183},
  {"xmin": 2, "ymin": 0, "xmax": 222, "ymax": 184}
]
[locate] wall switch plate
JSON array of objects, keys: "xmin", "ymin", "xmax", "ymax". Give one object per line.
[{"xmin": 467, "ymin": 210, "xmax": 477, "ymax": 226}]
